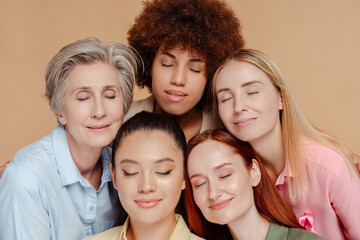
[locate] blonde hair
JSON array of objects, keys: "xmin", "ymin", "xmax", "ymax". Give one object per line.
[
  {"xmin": 212, "ymin": 49, "xmax": 359, "ymax": 201},
  {"xmin": 45, "ymin": 38, "xmax": 142, "ymax": 117}
]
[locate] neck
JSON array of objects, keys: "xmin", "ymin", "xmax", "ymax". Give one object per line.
[
  {"xmin": 249, "ymin": 121, "xmax": 285, "ymax": 182},
  {"xmin": 126, "ymin": 214, "xmax": 177, "ymax": 240},
  {"xmin": 65, "ymin": 128, "xmax": 103, "ymax": 190},
  {"xmin": 228, "ymin": 206, "xmax": 270, "ymax": 240},
  {"xmin": 154, "ymin": 102, "xmax": 202, "ymax": 142}
]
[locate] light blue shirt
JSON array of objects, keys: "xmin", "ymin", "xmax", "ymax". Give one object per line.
[{"xmin": 0, "ymin": 126, "xmax": 123, "ymax": 240}]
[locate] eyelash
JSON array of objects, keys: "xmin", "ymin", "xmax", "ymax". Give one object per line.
[
  {"xmin": 122, "ymin": 170, "xmax": 138, "ymax": 176},
  {"xmin": 161, "ymin": 63, "xmax": 201, "ymax": 73},
  {"xmin": 161, "ymin": 63, "xmax": 173, "ymax": 67},
  {"xmin": 194, "ymin": 182, "xmax": 206, "ymax": 188},
  {"xmin": 189, "ymin": 68, "xmax": 201, "ymax": 73},
  {"xmin": 221, "ymin": 97, "xmax": 233, "ymax": 103},
  {"xmin": 248, "ymin": 91, "xmax": 258, "ymax": 95},
  {"xmin": 220, "ymin": 174, "xmax": 231, "ymax": 179},
  {"xmin": 156, "ymin": 169, "xmax": 173, "ymax": 175}
]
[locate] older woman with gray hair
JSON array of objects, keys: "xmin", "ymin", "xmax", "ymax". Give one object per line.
[{"xmin": 0, "ymin": 38, "xmax": 141, "ymax": 240}]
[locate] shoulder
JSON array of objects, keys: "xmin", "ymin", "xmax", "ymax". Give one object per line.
[
  {"xmin": 189, "ymin": 233, "xmax": 204, "ymax": 240},
  {"xmin": 172, "ymin": 215, "xmax": 204, "ymax": 240},
  {"xmin": 287, "ymin": 227, "xmax": 325, "ymax": 240},
  {"xmin": 301, "ymin": 140, "xmax": 346, "ymax": 174},
  {"xmin": 0, "ymin": 128, "xmax": 64, "ymax": 194},
  {"xmin": 124, "ymin": 95, "xmax": 154, "ymax": 122},
  {"xmin": 267, "ymin": 223, "xmax": 324, "ymax": 240},
  {"xmin": 84, "ymin": 226, "xmax": 123, "ymax": 240}
]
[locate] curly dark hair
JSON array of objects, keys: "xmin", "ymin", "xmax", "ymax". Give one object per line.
[{"xmin": 127, "ymin": 0, "xmax": 245, "ymax": 107}]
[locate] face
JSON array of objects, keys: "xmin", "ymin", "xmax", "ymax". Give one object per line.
[
  {"xmin": 187, "ymin": 140, "xmax": 260, "ymax": 225},
  {"xmin": 215, "ymin": 60, "xmax": 283, "ymax": 144},
  {"xmin": 112, "ymin": 130, "xmax": 185, "ymax": 225},
  {"xmin": 58, "ymin": 61, "xmax": 123, "ymax": 150},
  {"xmin": 151, "ymin": 47, "xmax": 207, "ymax": 116}
]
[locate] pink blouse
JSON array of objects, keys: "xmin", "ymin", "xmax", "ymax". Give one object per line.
[{"xmin": 275, "ymin": 143, "xmax": 360, "ymax": 240}]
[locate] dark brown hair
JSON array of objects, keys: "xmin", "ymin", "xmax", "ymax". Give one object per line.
[
  {"xmin": 127, "ymin": 0, "xmax": 244, "ymax": 108},
  {"xmin": 185, "ymin": 129, "xmax": 303, "ymax": 239}
]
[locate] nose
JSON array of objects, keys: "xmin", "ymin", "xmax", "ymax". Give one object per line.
[
  {"xmin": 208, "ymin": 180, "xmax": 222, "ymax": 200},
  {"xmin": 233, "ymin": 96, "xmax": 248, "ymax": 113},
  {"xmin": 138, "ymin": 172, "xmax": 156, "ymax": 194},
  {"xmin": 170, "ymin": 65, "xmax": 186, "ymax": 86},
  {"xmin": 91, "ymin": 97, "xmax": 106, "ymax": 119}
]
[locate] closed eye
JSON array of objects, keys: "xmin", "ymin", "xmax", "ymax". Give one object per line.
[
  {"xmin": 189, "ymin": 67, "xmax": 201, "ymax": 73},
  {"xmin": 161, "ymin": 63, "xmax": 173, "ymax": 67},
  {"xmin": 194, "ymin": 182, "xmax": 206, "ymax": 188},
  {"xmin": 156, "ymin": 169, "xmax": 173, "ymax": 175},
  {"xmin": 122, "ymin": 169, "xmax": 138, "ymax": 176},
  {"xmin": 221, "ymin": 97, "xmax": 233, "ymax": 103},
  {"xmin": 248, "ymin": 91, "xmax": 258, "ymax": 95},
  {"xmin": 220, "ymin": 174, "xmax": 231, "ymax": 179}
]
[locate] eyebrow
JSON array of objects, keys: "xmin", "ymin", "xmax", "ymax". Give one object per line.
[
  {"xmin": 214, "ymin": 162, "xmax": 233, "ymax": 170},
  {"xmin": 72, "ymin": 85, "xmax": 120, "ymax": 94},
  {"xmin": 189, "ymin": 163, "xmax": 233, "ymax": 180},
  {"xmin": 216, "ymin": 80, "xmax": 262, "ymax": 94},
  {"xmin": 161, "ymin": 52, "xmax": 204, "ymax": 63},
  {"xmin": 119, "ymin": 158, "xmax": 175, "ymax": 165}
]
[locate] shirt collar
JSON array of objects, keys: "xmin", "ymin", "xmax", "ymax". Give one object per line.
[
  {"xmin": 120, "ymin": 217, "xmax": 130, "ymax": 240},
  {"xmin": 52, "ymin": 126, "xmax": 113, "ymax": 187},
  {"xmin": 275, "ymin": 163, "xmax": 294, "ymax": 186}
]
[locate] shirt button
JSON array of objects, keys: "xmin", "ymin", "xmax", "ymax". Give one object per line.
[{"xmin": 89, "ymin": 206, "xmax": 95, "ymax": 212}]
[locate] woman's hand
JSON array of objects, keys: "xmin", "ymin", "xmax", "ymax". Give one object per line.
[{"xmin": 0, "ymin": 161, "xmax": 10, "ymax": 178}]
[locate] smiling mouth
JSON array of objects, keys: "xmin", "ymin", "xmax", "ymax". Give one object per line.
[
  {"xmin": 234, "ymin": 118, "xmax": 256, "ymax": 127},
  {"xmin": 209, "ymin": 198, "xmax": 233, "ymax": 210},
  {"xmin": 87, "ymin": 124, "xmax": 111, "ymax": 130},
  {"xmin": 135, "ymin": 198, "xmax": 162, "ymax": 208}
]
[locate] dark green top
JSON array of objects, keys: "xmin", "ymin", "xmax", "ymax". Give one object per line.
[{"xmin": 265, "ymin": 223, "xmax": 325, "ymax": 240}]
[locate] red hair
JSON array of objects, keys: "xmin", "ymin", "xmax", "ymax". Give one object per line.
[{"xmin": 185, "ymin": 129, "xmax": 303, "ymax": 238}]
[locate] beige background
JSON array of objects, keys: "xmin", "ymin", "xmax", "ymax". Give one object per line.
[{"xmin": 1, "ymin": 0, "xmax": 359, "ymax": 164}]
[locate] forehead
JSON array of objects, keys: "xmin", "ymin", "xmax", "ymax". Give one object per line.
[
  {"xmin": 216, "ymin": 60, "xmax": 272, "ymax": 87},
  {"xmin": 188, "ymin": 140, "xmax": 243, "ymax": 172},
  {"xmin": 66, "ymin": 62, "xmax": 120, "ymax": 88},
  {"xmin": 158, "ymin": 44, "xmax": 205, "ymax": 60},
  {"xmin": 115, "ymin": 130, "xmax": 183, "ymax": 166}
]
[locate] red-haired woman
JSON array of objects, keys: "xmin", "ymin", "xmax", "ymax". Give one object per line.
[{"xmin": 185, "ymin": 129, "xmax": 324, "ymax": 240}]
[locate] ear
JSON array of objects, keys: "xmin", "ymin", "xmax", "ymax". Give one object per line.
[
  {"xmin": 57, "ymin": 112, "xmax": 67, "ymax": 125},
  {"xmin": 249, "ymin": 159, "xmax": 261, "ymax": 187},
  {"xmin": 181, "ymin": 179, "xmax": 186, "ymax": 190},
  {"xmin": 110, "ymin": 163, "xmax": 118, "ymax": 190},
  {"xmin": 278, "ymin": 93, "xmax": 283, "ymax": 110}
]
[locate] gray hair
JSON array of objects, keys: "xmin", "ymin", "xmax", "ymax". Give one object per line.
[{"xmin": 45, "ymin": 37, "xmax": 142, "ymax": 116}]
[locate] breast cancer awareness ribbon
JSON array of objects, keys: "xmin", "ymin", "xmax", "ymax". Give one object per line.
[{"xmin": 299, "ymin": 212, "xmax": 316, "ymax": 233}]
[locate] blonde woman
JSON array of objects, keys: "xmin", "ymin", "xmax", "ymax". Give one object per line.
[{"xmin": 212, "ymin": 49, "xmax": 360, "ymax": 240}]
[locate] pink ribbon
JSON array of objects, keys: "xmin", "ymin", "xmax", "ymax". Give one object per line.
[{"xmin": 299, "ymin": 212, "xmax": 316, "ymax": 233}]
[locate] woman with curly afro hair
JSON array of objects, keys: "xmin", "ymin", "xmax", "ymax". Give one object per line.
[{"xmin": 124, "ymin": 0, "xmax": 244, "ymax": 142}]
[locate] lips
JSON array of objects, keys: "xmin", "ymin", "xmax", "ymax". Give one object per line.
[
  {"xmin": 164, "ymin": 89, "xmax": 187, "ymax": 96},
  {"xmin": 209, "ymin": 198, "xmax": 233, "ymax": 210},
  {"xmin": 87, "ymin": 124, "xmax": 111, "ymax": 131},
  {"xmin": 164, "ymin": 89, "xmax": 188, "ymax": 103},
  {"xmin": 234, "ymin": 118, "xmax": 256, "ymax": 127},
  {"xmin": 135, "ymin": 198, "xmax": 161, "ymax": 208}
]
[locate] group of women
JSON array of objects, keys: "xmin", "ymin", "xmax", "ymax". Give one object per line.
[{"xmin": 0, "ymin": 0, "xmax": 359, "ymax": 239}]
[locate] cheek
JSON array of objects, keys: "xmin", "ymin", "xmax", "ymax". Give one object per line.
[
  {"xmin": 192, "ymin": 188, "xmax": 207, "ymax": 209},
  {"xmin": 189, "ymin": 77, "xmax": 206, "ymax": 96}
]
